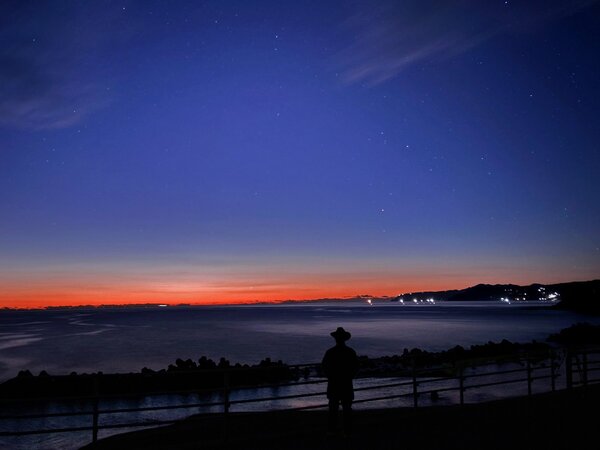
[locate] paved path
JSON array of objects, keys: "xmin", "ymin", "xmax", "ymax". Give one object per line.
[{"xmin": 83, "ymin": 384, "xmax": 599, "ymax": 450}]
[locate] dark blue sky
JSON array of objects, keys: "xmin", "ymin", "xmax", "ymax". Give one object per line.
[{"xmin": 1, "ymin": 1, "xmax": 599, "ymax": 306}]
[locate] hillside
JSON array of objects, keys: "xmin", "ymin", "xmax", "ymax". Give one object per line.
[{"xmin": 393, "ymin": 279, "xmax": 600, "ymax": 313}]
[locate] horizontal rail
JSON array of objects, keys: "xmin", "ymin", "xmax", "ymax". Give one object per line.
[
  {"xmin": 419, "ymin": 386, "xmax": 460, "ymax": 395},
  {"xmin": 90, "ymin": 399, "xmax": 225, "ymax": 415},
  {"xmin": 463, "ymin": 367, "xmax": 528, "ymax": 379},
  {"xmin": 0, "ymin": 399, "xmax": 227, "ymax": 420},
  {"xmin": 572, "ymin": 366, "xmax": 600, "ymax": 373},
  {"xmin": 352, "ymin": 391, "xmax": 415, "ymax": 404},
  {"xmin": 412, "ymin": 374, "xmax": 459, "ymax": 383},
  {"xmin": 2, "ymin": 348, "xmax": 600, "ymax": 444},
  {"xmin": 417, "ymin": 386, "xmax": 460, "ymax": 395},
  {"xmin": 287, "ymin": 402, "xmax": 329, "ymax": 411},
  {"xmin": 0, "ymin": 425, "xmax": 94, "ymax": 437},
  {"xmin": 0, "ymin": 386, "xmax": 222, "ymax": 404},
  {"xmin": 230, "ymin": 391, "xmax": 324, "ymax": 405},
  {"xmin": 466, "ymin": 377, "xmax": 534, "ymax": 391},
  {"xmin": 354, "ymin": 380, "xmax": 414, "ymax": 392},
  {"xmin": 0, "ymin": 409, "xmax": 95, "ymax": 420},
  {"xmin": 573, "ymin": 377, "xmax": 600, "ymax": 384},
  {"xmin": 223, "ymin": 377, "xmax": 326, "ymax": 392}
]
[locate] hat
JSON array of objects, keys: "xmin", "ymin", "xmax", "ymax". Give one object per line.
[{"xmin": 330, "ymin": 327, "xmax": 351, "ymax": 341}]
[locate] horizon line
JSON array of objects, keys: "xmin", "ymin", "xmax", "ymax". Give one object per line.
[{"xmin": 2, "ymin": 278, "xmax": 596, "ymax": 310}]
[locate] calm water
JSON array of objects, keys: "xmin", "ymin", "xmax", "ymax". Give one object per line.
[
  {"xmin": 0, "ymin": 301, "xmax": 597, "ymax": 382},
  {"xmin": 1, "ymin": 301, "xmax": 599, "ymax": 450}
]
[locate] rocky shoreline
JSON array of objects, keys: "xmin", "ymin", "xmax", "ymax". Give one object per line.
[{"xmin": 3, "ymin": 323, "xmax": 599, "ymax": 401}]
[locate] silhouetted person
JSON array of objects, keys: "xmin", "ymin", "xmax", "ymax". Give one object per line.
[{"xmin": 321, "ymin": 327, "xmax": 358, "ymax": 436}]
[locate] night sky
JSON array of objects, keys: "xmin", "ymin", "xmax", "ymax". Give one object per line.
[{"xmin": 1, "ymin": 1, "xmax": 599, "ymax": 307}]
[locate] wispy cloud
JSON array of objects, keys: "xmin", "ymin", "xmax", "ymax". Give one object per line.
[
  {"xmin": 337, "ymin": 0, "xmax": 599, "ymax": 86},
  {"xmin": 0, "ymin": 2, "xmax": 135, "ymax": 130},
  {"xmin": 0, "ymin": 52, "xmax": 106, "ymax": 130}
]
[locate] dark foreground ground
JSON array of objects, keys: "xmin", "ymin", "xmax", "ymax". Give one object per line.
[{"xmin": 83, "ymin": 384, "xmax": 599, "ymax": 450}]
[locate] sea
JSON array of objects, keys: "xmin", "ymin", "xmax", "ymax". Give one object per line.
[{"xmin": 1, "ymin": 301, "xmax": 599, "ymax": 450}]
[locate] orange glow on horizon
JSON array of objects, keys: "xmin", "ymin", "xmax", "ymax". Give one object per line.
[
  {"xmin": 0, "ymin": 278, "xmax": 470, "ymax": 309},
  {"xmin": 1, "ymin": 267, "xmax": 587, "ymax": 309}
]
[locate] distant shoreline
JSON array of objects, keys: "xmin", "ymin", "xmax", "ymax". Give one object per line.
[{"xmin": 2, "ymin": 279, "xmax": 597, "ymax": 311}]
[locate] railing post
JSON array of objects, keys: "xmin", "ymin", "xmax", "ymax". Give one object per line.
[
  {"xmin": 582, "ymin": 352, "xmax": 588, "ymax": 387},
  {"xmin": 92, "ymin": 375, "xmax": 99, "ymax": 443},
  {"xmin": 412, "ymin": 362, "xmax": 418, "ymax": 409},
  {"xmin": 566, "ymin": 350, "xmax": 573, "ymax": 390},
  {"xmin": 550, "ymin": 349, "xmax": 556, "ymax": 392},
  {"xmin": 223, "ymin": 369, "xmax": 231, "ymax": 414},
  {"xmin": 459, "ymin": 364, "xmax": 465, "ymax": 406},
  {"xmin": 526, "ymin": 357, "xmax": 532, "ymax": 397},
  {"xmin": 222, "ymin": 369, "xmax": 230, "ymax": 443}
]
